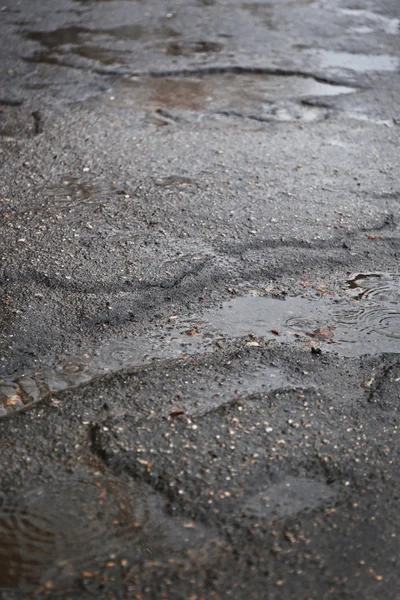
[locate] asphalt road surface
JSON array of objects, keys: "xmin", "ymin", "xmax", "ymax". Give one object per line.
[{"xmin": 0, "ymin": 0, "xmax": 399, "ymax": 598}]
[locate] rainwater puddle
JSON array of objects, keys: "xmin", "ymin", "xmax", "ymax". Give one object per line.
[
  {"xmin": 205, "ymin": 283, "xmax": 400, "ymax": 356},
  {"xmin": 310, "ymin": 50, "xmax": 399, "ymax": 73},
  {"xmin": 27, "ymin": 25, "xmax": 178, "ymax": 47},
  {"xmin": 0, "ymin": 477, "xmax": 211, "ymax": 593},
  {"xmin": 340, "ymin": 9, "xmax": 399, "ymax": 35},
  {"xmin": 241, "ymin": 477, "xmax": 336, "ymax": 519},
  {"xmin": 2, "ymin": 273, "xmax": 400, "ymax": 418},
  {"xmin": 106, "ymin": 73, "xmax": 356, "ymax": 115},
  {"xmin": 25, "ymin": 24, "xmax": 178, "ymax": 67}
]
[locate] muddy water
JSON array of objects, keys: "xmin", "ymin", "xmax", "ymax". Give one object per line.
[
  {"xmin": 0, "ymin": 477, "xmax": 211, "ymax": 593},
  {"xmin": 2, "ymin": 273, "xmax": 400, "ymax": 418},
  {"xmin": 106, "ymin": 73, "xmax": 356, "ymax": 115}
]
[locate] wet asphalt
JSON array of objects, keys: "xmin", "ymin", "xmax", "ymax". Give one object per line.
[{"xmin": 0, "ymin": 0, "xmax": 399, "ymax": 598}]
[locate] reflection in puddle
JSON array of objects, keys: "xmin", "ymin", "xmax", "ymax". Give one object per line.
[
  {"xmin": 106, "ymin": 73, "xmax": 356, "ymax": 114},
  {"xmin": 0, "ymin": 477, "xmax": 211, "ymax": 593},
  {"xmin": 310, "ymin": 50, "xmax": 399, "ymax": 73},
  {"xmin": 2, "ymin": 273, "xmax": 400, "ymax": 418}
]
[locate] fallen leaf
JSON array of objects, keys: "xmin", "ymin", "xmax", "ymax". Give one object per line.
[
  {"xmin": 170, "ymin": 409, "xmax": 185, "ymax": 417},
  {"xmin": 137, "ymin": 458, "xmax": 152, "ymax": 472}
]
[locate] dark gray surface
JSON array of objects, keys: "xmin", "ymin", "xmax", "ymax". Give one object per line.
[{"xmin": 0, "ymin": 0, "xmax": 399, "ymax": 598}]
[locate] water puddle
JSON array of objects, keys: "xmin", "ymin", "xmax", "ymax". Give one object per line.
[
  {"xmin": 25, "ymin": 24, "xmax": 179, "ymax": 67},
  {"xmin": 340, "ymin": 9, "xmax": 399, "ymax": 35},
  {"xmin": 27, "ymin": 25, "xmax": 178, "ymax": 47},
  {"xmin": 241, "ymin": 477, "xmax": 336, "ymax": 519},
  {"xmin": 205, "ymin": 285, "xmax": 400, "ymax": 354},
  {"xmin": 2, "ymin": 273, "xmax": 400, "ymax": 418},
  {"xmin": 309, "ymin": 50, "xmax": 399, "ymax": 73},
  {"xmin": 0, "ymin": 477, "xmax": 212, "ymax": 593},
  {"xmin": 105, "ymin": 73, "xmax": 356, "ymax": 115}
]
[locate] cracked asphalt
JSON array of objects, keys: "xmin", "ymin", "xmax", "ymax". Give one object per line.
[{"xmin": 0, "ymin": 0, "xmax": 399, "ymax": 598}]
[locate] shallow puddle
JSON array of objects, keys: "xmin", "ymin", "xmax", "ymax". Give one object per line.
[
  {"xmin": 27, "ymin": 24, "xmax": 178, "ymax": 47},
  {"xmin": 0, "ymin": 477, "xmax": 211, "ymax": 593},
  {"xmin": 205, "ymin": 283, "xmax": 400, "ymax": 355},
  {"xmin": 106, "ymin": 73, "xmax": 356, "ymax": 114},
  {"xmin": 310, "ymin": 50, "xmax": 399, "ymax": 73},
  {"xmin": 2, "ymin": 273, "xmax": 400, "ymax": 418},
  {"xmin": 25, "ymin": 24, "xmax": 178, "ymax": 67}
]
